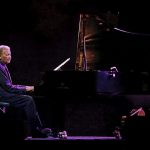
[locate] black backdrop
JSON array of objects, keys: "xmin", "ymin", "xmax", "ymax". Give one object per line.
[
  {"xmin": 0, "ymin": 0, "xmax": 150, "ymax": 84},
  {"xmin": 1, "ymin": 0, "xmax": 150, "ymax": 136}
]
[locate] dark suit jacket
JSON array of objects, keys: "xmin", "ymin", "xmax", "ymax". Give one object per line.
[{"xmin": 0, "ymin": 62, "xmax": 26, "ymax": 100}]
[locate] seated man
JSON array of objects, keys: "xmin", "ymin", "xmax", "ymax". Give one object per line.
[{"xmin": 0, "ymin": 45, "xmax": 52, "ymax": 138}]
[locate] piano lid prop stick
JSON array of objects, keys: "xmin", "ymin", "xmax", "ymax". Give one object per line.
[
  {"xmin": 130, "ymin": 107, "xmax": 143, "ymax": 117},
  {"xmin": 54, "ymin": 58, "xmax": 70, "ymax": 71}
]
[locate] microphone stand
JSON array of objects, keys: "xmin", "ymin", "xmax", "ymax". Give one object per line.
[
  {"xmin": 75, "ymin": 14, "xmax": 82, "ymax": 70},
  {"xmin": 75, "ymin": 14, "xmax": 87, "ymax": 71},
  {"xmin": 81, "ymin": 14, "xmax": 87, "ymax": 71}
]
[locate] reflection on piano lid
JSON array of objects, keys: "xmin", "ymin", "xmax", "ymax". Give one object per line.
[
  {"xmin": 34, "ymin": 70, "xmax": 150, "ymax": 98},
  {"xmin": 34, "ymin": 71, "xmax": 123, "ymax": 97}
]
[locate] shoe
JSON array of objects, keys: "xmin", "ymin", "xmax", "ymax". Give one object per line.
[
  {"xmin": 113, "ymin": 127, "xmax": 122, "ymax": 139},
  {"xmin": 57, "ymin": 130, "xmax": 68, "ymax": 139},
  {"xmin": 32, "ymin": 128, "xmax": 52, "ymax": 138},
  {"xmin": 40, "ymin": 128, "xmax": 53, "ymax": 137}
]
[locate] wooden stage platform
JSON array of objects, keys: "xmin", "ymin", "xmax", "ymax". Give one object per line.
[{"xmin": 23, "ymin": 136, "xmax": 127, "ymax": 149}]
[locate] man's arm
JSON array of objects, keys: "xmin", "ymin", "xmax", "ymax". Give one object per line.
[{"xmin": 0, "ymin": 69, "xmax": 33, "ymax": 94}]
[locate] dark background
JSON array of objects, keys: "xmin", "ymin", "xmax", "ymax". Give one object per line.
[
  {"xmin": 0, "ymin": 0, "xmax": 150, "ymax": 85},
  {"xmin": 1, "ymin": 0, "xmax": 150, "ymax": 136}
]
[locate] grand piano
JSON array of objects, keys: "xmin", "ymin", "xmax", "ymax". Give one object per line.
[{"xmin": 33, "ymin": 13, "xmax": 150, "ymax": 136}]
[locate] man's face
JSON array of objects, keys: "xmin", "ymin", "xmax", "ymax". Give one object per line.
[{"xmin": 0, "ymin": 48, "xmax": 11, "ymax": 64}]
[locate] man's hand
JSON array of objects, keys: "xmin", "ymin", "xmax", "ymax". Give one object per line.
[{"xmin": 26, "ymin": 86, "xmax": 34, "ymax": 92}]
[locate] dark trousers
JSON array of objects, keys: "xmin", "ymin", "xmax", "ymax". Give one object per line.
[{"xmin": 1, "ymin": 95, "xmax": 42, "ymax": 134}]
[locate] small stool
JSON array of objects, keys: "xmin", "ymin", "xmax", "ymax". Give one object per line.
[
  {"xmin": 0, "ymin": 102, "xmax": 10, "ymax": 114},
  {"xmin": 0, "ymin": 102, "xmax": 29, "ymax": 140}
]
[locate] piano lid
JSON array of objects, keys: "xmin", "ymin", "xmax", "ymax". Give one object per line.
[
  {"xmin": 75, "ymin": 12, "xmax": 150, "ymax": 72},
  {"xmin": 75, "ymin": 12, "xmax": 119, "ymax": 71}
]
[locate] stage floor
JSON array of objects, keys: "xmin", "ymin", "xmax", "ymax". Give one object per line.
[
  {"xmin": 21, "ymin": 136, "xmax": 147, "ymax": 149},
  {"xmin": 23, "ymin": 136, "xmax": 129, "ymax": 149},
  {"xmin": 25, "ymin": 136, "xmax": 117, "ymax": 141}
]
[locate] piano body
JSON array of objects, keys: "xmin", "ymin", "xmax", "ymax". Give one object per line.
[{"xmin": 34, "ymin": 70, "xmax": 123, "ymax": 97}]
